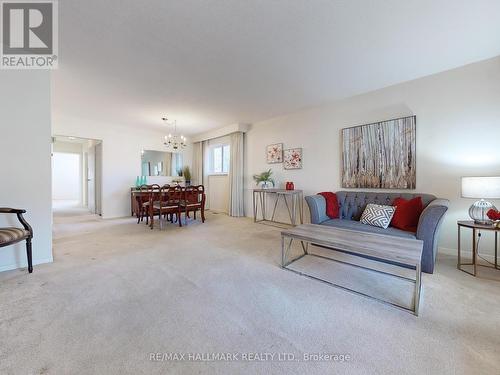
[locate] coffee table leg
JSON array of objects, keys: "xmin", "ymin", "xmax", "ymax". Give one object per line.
[
  {"xmin": 457, "ymin": 225, "xmax": 461, "ymax": 270},
  {"xmin": 414, "ymin": 262, "xmax": 421, "ymax": 316}
]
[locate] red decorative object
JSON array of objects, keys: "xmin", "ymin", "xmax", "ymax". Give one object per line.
[
  {"xmin": 285, "ymin": 182, "xmax": 295, "ymax": 190},
  {"xmin": 487, "ymin": 209, "xmax": 500, "ymax": 221},
  {"xmin": 318, "ymin": 192, "xmax": 339, "ymax": 219},
  {"xmin": 391, "ymin": 196, "xmax": 424, "ymax": 232}
]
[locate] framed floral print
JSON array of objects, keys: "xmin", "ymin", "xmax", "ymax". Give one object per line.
[
  {"xmin": 266, "ymin": 143, "xmax": 283, "ymax": 164},
  {"xmin": 284, "ymin": 148, "xmax": 302, "ymax": 169}
]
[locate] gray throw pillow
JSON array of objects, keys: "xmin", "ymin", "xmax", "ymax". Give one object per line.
[{"xmin": 360, "ymin": 204, "xmax": 396, "ymax": 229}]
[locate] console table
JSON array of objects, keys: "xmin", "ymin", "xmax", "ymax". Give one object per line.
[
  {"xmin": 253, "ymin": 189, "xmax": 303, "ymax": 226},
  {"xmin": 457, "ymin": 220, "xmax": 499, "ymax": 276}
]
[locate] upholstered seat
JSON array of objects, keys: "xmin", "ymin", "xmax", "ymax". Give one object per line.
[
  {"xmin": 0, "ymin": 208, "xmax": 33, "ymax": 273},
  {"xmin": 0, "ymin": 227, "xmax": 30, "ymax": 244}
]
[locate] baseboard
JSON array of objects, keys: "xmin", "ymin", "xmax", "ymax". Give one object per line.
[
  {"xmin": 0, "ymin": 256, "xmax": 53, "ymax": 273},
  {"xmin": 439, "ymin": 246, "xmax": 498, "ymax": 263}
]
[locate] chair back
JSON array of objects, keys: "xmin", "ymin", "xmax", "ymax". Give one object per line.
[
  {"xmin": 148, "ymin": 184, "xmax": 161, "ymax": 205},
  {"xmin": 167, "ymin": 185, "xmax": 183, "ymax": 204},
  {"xmin": 156, "ymin": 184, "xmax": 170, "ymax": 210},
  {"xmin": 185, "ymin": 185, "xmax": 205, "ymax": 204},
  {"xmin": 138, "ymin": 184, "xmax": 152, "ymax": 205}
]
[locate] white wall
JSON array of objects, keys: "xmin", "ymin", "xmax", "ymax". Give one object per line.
[
  {"xmin": 0, "ymin": 71, "xmax": 53, "ymax": 272},
  {"xmin": 52, "ymin": 118, "xmax": 193, "ymax": 219},
  {"xmin": 245, "ymin": 56, "xmax": 500, "ymax": 253},
  {"xmin": 52, "ymin": 153, "xmax": 81, "ymax": 201}
]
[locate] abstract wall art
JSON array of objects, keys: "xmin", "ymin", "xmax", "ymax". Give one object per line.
[{"xmin": 341, "ymin": 115, "xmax": 416, "ymax": 189}]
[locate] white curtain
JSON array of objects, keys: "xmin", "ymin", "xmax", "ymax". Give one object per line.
[
  {"xmin": 163, "ymin": 152, "xmax": 172, "ymax": 176},
  {"xmin": 228, "ymin": 132, "xmax": 245, "ymax": 217},
  {"xmin": 192, "ymin": 141, "xmax": 203, "ymax": 185}
]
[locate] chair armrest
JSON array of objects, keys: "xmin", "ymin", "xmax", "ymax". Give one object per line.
[
  {"xmin": 305, "ymin": 195, "xmax": 330, "ymax": 224},
  {"xmin": 0, "ymin": 207, "xmax": 26, "ymax": 214},
  {"xmin": 0, "ymin": 208, "xmax": 33, "ymax": 236},
  {"xmin": 416, "ymin": 199, "xmax": 449, "ymax": 273}
]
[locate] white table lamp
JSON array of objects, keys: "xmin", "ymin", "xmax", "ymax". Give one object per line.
[{"xmin": 461, "ymin": 176, "xmax": 500, "ymax": 224}]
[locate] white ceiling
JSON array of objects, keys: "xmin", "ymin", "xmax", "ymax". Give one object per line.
[{"xmin": 52, "ymin": 0, "xmax": 500, "ymax": 135}]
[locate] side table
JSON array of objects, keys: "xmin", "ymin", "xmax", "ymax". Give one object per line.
[{"xmin": 457, "ymin": 220, "xmax": 499, "ymax": 276}]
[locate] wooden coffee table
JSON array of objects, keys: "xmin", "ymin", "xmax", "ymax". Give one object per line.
[{"xmin": 281, "ymin": 224, "xmax": 424, "ymax": 315}]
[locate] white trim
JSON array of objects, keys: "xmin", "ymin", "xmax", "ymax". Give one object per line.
[
  {"xmin": 192, "ymin": 123, "xmax": 250, "ymax": 143},
  {"xmin": 0, "ymin": 256, "xmax": 53, "ymax": 273},
  {"xmin": 439, "ymin": 246, "xmax": 497, "ymax": 263}
]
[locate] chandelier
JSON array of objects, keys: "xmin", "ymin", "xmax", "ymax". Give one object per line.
[{"xmin": 162, "ymin": 117, "xmax": 187, "ymax": 151}]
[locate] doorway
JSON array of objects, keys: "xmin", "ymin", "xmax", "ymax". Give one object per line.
[{"xmin": 52, "ymin": 135, "xmax": 102, "ymax": 217}]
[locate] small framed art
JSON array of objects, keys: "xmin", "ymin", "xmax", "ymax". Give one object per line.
[
  {"xmin": 284, "ymin": 148, "xmax": 302, "ymax": 169},
  {"xmin": 266, "ymin": 143, "xmax": 283, "ymax": 164}
]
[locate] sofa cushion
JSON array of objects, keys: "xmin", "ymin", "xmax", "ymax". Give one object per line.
[
  {"xmin": 360, "ymin": 204, "xmax": 396, "ymax": 229},
  {"xmin": 391, "ymin": 196, "xmax": 423, "ymax": 232},
  {"xmin": 321, "ymin": 219, "xmax": 416, "ymax": 239}
]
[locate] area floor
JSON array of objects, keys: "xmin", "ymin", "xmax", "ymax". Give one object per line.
[{"xmin": 1, "ymin": 211, "xmax": 499, "ymax": 374}]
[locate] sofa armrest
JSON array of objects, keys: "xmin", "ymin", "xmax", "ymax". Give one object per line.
[
  {"xmin": 416, "ymin": 199, "xmax": 449, "ymax": 273},
  {"xmin": 305, "ymin": 195, "xmax": 330, "ymax": 224}
]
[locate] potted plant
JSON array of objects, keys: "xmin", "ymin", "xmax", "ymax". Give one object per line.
[
  {"xmin": 253, "ymin": 169, "xmax": 275, "ymax": 189},
  {"xmin": 183, "ymin": 166, "xmax": 192, "ymax": 186}
]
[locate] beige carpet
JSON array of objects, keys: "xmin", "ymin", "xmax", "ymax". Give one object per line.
[{"xmin": 1, "ymin": 210, "xmax": 499, "ymax": 374}]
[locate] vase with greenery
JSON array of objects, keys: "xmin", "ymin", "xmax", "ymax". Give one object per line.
[
  {"xmin": 253, "ymin": 169, "xmax": 275, "ymax": 189},
  {"xmin": 183, "ymin": 166, "xmax": 192, "ymax": 185}
]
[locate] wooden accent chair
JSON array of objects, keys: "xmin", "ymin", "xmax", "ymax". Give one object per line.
[
  {"xmin": 135, "ymin": 184, "xmax": 150, "ymax": 224},
  {"xmin": 0, "ymin": 208, "xmax": 33, "ymax": 273},
  {"xmin": 136, "ymin": 184, "xmax": 161, "ymax": 225},
  {"xmin": 180, "ymin": 185, "xmax": 206, "ymax": 225},
  {"xmin": 152, "ymin": 185, "xmax": 183, "ymax": 230}
]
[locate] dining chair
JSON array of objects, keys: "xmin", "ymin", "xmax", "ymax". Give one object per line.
[
  {"xmin": 180, "ymin": 185, "xmax": 206, "ymax": 225},
  {"xmin": 145, "ymin": 184, "xmax": 162, "ymax": 228},
  {"xmin": 152, "ymin": 185, "xmax": 183, "ymax": 230},
  {"xmin": 136, "ymin": 184, "xmax": 153, "ymax": 224}
]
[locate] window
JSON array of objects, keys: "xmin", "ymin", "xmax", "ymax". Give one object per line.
[
  {"xmin": 172, "ymin": 153, "xmax": 183, "ymax": 176},
  {"xmin": 209, "ymin": 144, "xmax": 230, "ymax": 174}
]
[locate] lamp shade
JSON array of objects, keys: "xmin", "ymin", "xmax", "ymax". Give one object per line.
[{"xmin": 461, "ymin": 177, "xmax": 500, "ymax": 199}]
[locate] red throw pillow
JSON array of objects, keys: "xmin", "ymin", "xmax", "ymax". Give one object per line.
[
  {"xmin": 318, "ymin": 192, "xmax": 339, "ymax": 219},
  {"xmin": 391, "ymin": 197, "xmax": 424, "ymax": 232}
]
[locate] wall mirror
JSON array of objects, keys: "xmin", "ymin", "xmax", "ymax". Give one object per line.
[{"xmin": 141, "ymin": 150, "xmax": 183, "ymax": 176}]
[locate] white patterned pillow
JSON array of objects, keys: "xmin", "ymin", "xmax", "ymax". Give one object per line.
[{"xmin": 360, "ymin": 204, "xmax": 396, "ymax": 229}]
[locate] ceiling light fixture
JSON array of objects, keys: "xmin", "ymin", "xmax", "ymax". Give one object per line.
[{"xmin": 162, "ymin": 117, "xmax": 187, "ymax": 152}]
